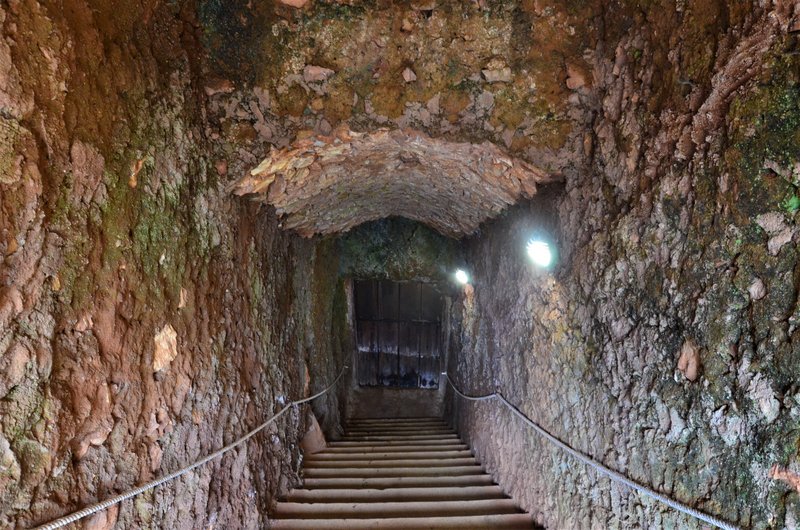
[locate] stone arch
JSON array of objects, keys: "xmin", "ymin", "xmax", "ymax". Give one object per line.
[{"xmin": 230, "ymin": 125, "xmax": 558, "ymax": 237}]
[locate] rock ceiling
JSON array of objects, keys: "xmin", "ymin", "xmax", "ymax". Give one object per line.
[{"xmin": 230, "ymin": 126, "xmax": 557, "ymax": 237}]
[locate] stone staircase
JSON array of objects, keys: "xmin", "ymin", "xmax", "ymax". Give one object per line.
[{"xmin": 271, "ymin": 417, "xmax": 534, "ymax": 529}]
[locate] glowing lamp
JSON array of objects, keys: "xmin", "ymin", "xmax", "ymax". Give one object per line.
[
  {"xmin": 526, "ymin": 239, "xmax": 553, "ymax": 268},
  {"xmin": 454, "ymin": 269, "xmax": 470, "ymax": 285}
]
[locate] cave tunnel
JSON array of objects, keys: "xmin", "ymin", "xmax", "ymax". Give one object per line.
[{"xmin": 1, "ymin": 1, "xmax": 800, "ymax": 529}]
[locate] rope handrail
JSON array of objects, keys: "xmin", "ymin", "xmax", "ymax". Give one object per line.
[
  {"xmin": 32, "ymin": 359, "xmax": 352, "ymax": 530},
  {"xmin": 441, "ymin": 372, "xmax": 740, "ymax": 530}
]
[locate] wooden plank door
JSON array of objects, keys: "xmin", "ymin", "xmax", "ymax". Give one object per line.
[{"xmin": 354, "ymin": 280, "xmax": 443, "ymax": 388}]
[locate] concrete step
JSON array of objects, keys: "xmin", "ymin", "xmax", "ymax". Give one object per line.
[
  {"xmin": 345, "ymin": 422, "xmax": 450, "ymax": 429},
  {"xmin": 343, "ymin": 425, "xmax": 450, "ymax": 432},
  {"xmin": 303, "ymin": 465, "xmax": 484, "ymax": 479},
  {"xmin": 302, "ymin": 475, "xmax": 497, "ymax": 489},
  {"xmin": 346, "ymin": 421, "xmax": 449, "ymax": 427},
  {"xmin": 346, "ymin": 417, "xmax": 444, "ymax": 424},
  {"xmin": 274, "ymin": 498, "xmax": 522, "ymax": 519},
  {"xmin": 305, "ymin": 449, "xmax": 474, "ymax": 461},
  {"xmin": 284, "ymin": 485, "xmax": 507, "ymax": 503},
  {"xmin": 303, "ymin": 457, "xmax": 478, "ymax": 469},
  {"xmin": 344, "ymin": 428, "xmax": 455, "ymax": 436},
  {"xmin": 329, "ymin": 439, "xmax": 462, "ymax": 448},
  {"xmin": 273, "ymin": 417, "xmax": 534, "ymax": 529},
  {"xmin": 339, "ymin": 434, "xmax": 460, "ymax": 442},
  {"xmin": 345, "ymin": 423, "xmax": 448, "ymax": 430},
  {"xmin": 269, "ymin": 513, "xmax": 534, "ymax": 529},
  {"xmin": 322, "ymin": 443, "xmax": 469, "ymax": 453}
]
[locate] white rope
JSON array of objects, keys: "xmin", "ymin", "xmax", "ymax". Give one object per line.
[
  {"xmin": 441, "ymin": 372, "xmax": 740, "ymax": 530},
  {"xmin": 32, "ymin": 360, "xmax": 352, "ymax": 530}
]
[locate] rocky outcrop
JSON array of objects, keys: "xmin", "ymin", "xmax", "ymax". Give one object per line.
[
  {"xmin": 0, "ymin": 2, "xmax": 345, "ymax": 528},
  {"xmin": 337, "ymin": 218, "xmax": 462, "ymax": 287},
  {"xmin": 199, "ymin": 0, "xmax": 590, "ymax": 195},
  {"xmin": 448, "ymin": 2, "xmax": 800, "ymax": 529}
]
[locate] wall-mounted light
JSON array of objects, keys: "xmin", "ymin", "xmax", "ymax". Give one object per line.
[
  {"xmin": 526, "ymin": 239, "xmax": 553, "ymax": 268},
  {"xmin": 454, "ymin": 269, "xmax": 470, "ymax": 285}
]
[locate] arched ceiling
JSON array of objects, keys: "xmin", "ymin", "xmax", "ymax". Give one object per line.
[
  {"xmin": 230, "ymin": 126, "xmax": 558, "ymax": 237},
  {"xmin": 203, "ymin": 1, "xmax": 595, "ymax": 238}
]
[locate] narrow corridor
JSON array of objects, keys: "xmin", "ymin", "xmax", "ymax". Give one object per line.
[{"xmin": 2, "ymin": 1, "xmax": 798, "ymax": 529}]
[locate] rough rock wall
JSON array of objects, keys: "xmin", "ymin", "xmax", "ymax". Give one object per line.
[
  {"xmin": 0, "ymin": 2, "xmax": 343, "ymax": 528},
  {"xmin": 306, "ymin": 242, "xmax": 350, "ymax": 440},
  {"xmin": 338, "ymin": 218, "xmax": 463, "ymax": 287},
  {"xmin": 197, "ymin": 0, "xmax": 591, "ymax": 205},
  {"xmin": 448, "ymin": 3, "xmax": 800, "ymax": 530}
]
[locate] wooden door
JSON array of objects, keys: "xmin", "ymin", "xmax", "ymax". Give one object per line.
[{"xmin": 355, "ymin": 280, "xmax": 442, "ymax": 388}]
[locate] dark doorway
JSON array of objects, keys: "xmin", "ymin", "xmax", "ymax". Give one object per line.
[{"xmin": 354, "ymin": 280, "xmax": 443, "ymax": 388}]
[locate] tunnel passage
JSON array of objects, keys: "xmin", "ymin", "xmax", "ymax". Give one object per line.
[{"xmin": 2, "ymin": 1, "xmax": 799, "ymax": 529}]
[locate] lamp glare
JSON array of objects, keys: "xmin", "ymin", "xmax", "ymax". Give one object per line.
[{"xmin": 527, "ymin": 240, "xmax": 553, "ymax": 267}]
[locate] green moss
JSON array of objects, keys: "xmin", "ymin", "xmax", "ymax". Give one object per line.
[
  {"xmin": 783, "ymin": 194, "xmax": 800, "ymax": 214},
  {"xmin": 728, "ymin": 57, "xmax": 800, "ymax": 174},
  {"xmin": 134, "ymin": 492, "xmax": 154, "ymax": 526},
  {"xmin": 13, "ymin": 438, "xmax": 50, "ymax": 483},
  {"xmin": 1, "ymin": 377, "xmax": 45, "ymax": 444},
  {"xmin": 91, "ymin": 90, "xmax": 218, "ymax": 309},
  {"xmin": 48, "ymin": 173, "xmax": 94, "ymax": 307},
  {"xmin": 0, "ymin": 118, "xmax": 23, "ymax": 185},
  {"xmin": 199, "ymin": 0, "xmax": 279, "ymax": 84},
  {"xmin": 337, "ymin": 218, "xmax": 463, "ymax": 287},
  {"xmin": 724, "ymin": 53, "xmax": 800, "ymax": 226},
  {"xmin": 304, "ymin": 1, "xmax": 369, "ymax": 22}
]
